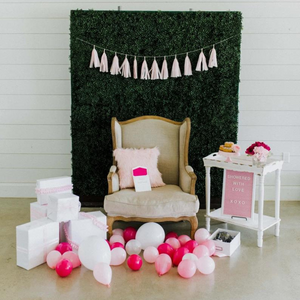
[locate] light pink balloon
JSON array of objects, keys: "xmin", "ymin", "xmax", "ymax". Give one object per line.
[
  {"xmin": 195, "ymin": 228, "xmax": 210, "ymax": 244},
  {"xmin": 62, "ymin": 251, "xmax": 81, "ymax": 268},
  {"xmin": 201, "ymin": 240, "xmax": 216, "ymax": 256},
  {"xmin": 193, "ymin": 245, "xmax": 210, "ymax": 258},
  {"xmin": 109, "ymin": 234, "xmax": 125, "ymax": 245},
  {"xmin": 178, "ymin": 235, "xmax": 191, "ymax": 246},
  {"xmin": 165, "ymin": 237, "xmax": 181, "ymax": 249},
  {"xmin": 155, "ymin": 254, "xmax": 172, "ymax": 276},
  {"xmin": 112, "ymin": 228, "xmax": 124, "ymax": 237},
  {"xmin": 46, "ymin": 250, "xmax": 62, "ymax": 269},
  {"xmin": 93, "ymin": 262, "xmax": 112, "ymax": 287},
  {"xmin": 143, "ymin": 246, "xmax": 159, "ymax": 263},
  {"xmin": 182, "ymin": 253, "xmax": 198, "ymax": 262},
  {"xmin": 196, "ymin": 256, "xmax": 215, "ymax": 275},
  {"xmin": 110, "ymin": 247, "xmax": 127, "ymax": 266},
  {"xmin": 177, "ymin": 259, "xmax": 197, "ymax": 279}
]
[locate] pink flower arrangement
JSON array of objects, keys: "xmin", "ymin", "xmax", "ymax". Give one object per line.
[{"xmin": 245, "ymin": 142, "xmax": 271, "ymax": 156}]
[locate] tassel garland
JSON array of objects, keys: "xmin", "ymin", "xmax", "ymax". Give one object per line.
[
  {"xmin": 160, "ymin": 57, "xmax": 169, "ymax": 80},
  {"xmin": 119, "ymin": 55, "xmax": 131, "ymax": 78},
  {"xmin": 184, "ymin": 53, "xmax": 193, "ymax": 76},
  {"xmin": 100, "ymin": 50, "xmax": 109, "ymax": 72},
  {"xmin": 171, "ymin": 55, "xmax": 181, "ymax": 78},
  {"xmin": 149, "ymin": 58, "xmax": 161, "ymax": 80},
  {"xmin": 110, "ymin": 53, "xmax": 119, "ymax": 75},
  {"xmin": 195, "ymin": 49, "xmax": 208, "ymax": 72},
  {"xmin": 140, "ymin": 58, "xmax": 150, "ymax": 80},
  {"xmin": 208, "ymin": 45, "xmax": 218, "ymax": 68},
  {"xmin": 89, "ymin": 46, "xmax": 100, "ymax": 68},
  {"xmin": 133, "ymin": 56, "xmax": 138, "ymax": 79}
]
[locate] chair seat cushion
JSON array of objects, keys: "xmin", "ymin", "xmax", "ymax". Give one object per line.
[{"xmin": 104, "ymin": 185, "xmax": 199, "ymax": 218}]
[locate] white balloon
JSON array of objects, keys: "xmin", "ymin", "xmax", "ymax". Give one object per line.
[
  {"xmin": 93, "ymin": 262, "xmax": 112, "ymax": 287},
  {"xmin": 194, "ymin": 228, "xmax": 210, "ymax": 244},
  {"xmin": 136, "ymin": 222, "xmax": 165, "ymax": 250},
  {"xmin": 125, "ymin": 239, "xmax": 142, "ymax": 255},
  {"xmin": 182, "ymin": 253, "xmax": 198, "ymax": 262},
  {"xmin": 78, "ymin": 235, "xmax": 111, "ymax": 270},
  {"xmin": 110, "ymin": 248, "xmax": 127, "ymax": 266},
  {"xmin": 112, "ymin": 228, "xmax": 124, "ymax": 237},
  {"xmin": 143, "ymin": 246, "xmax": 159, "ymax": 263},
  {"xmin": 196, "ymin": 256, "xmax": 215, "ymax": 275}
]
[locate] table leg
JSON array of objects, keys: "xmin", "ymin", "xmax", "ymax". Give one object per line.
[
  {"xmin": 205, "ymin": 166, "xmax": 211, "ymax": 232},
  {"xmin": 257, "ymin": 175, "xmax": 265, "ymax": 248},
  {"xmin": 275, "ymin": 169, "xmax": 281, "ymax": 236}
]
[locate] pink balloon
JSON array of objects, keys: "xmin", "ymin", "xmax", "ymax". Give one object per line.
[
  {"xmin": 155, "ymin": 254, "xmax": 172, "ymax": 276},
  {"xmin": 110, "ymin": 247, "xmax": 127, "ymax": 266},
  {"xmin": 46, "ymin": 250, "xmax": 62, "ymax": 269},
  {"xmin": 195, "ymin": 228, "xmax": 210, "ymax": 244},
  {"xmin": 55, "ymin": 259, "xmax": 73, "ymax": 277},
  {"xmin": 112, "ymin": 228, "xmax": 124, "ymax": 237},
  {"xmin": 193, "ymin": 245, "xmax": 210, "ymax": 258},
  {"xmin": 143, "ymin": 246, "xmax": 159, "ymax": 264},
  {"xmin": 178, "ymin": 235, "xmax": 191, "ymax": 246},
  {"xmin": 165, "ymin": 237, "xmax": 181, "ymax": 249},
  {"xmin": 177, "ymin": 259, "xmax": 196, "ymax": 279},
  {"xmin": 184, "ymin": 240, "xmax": 199, "ymax": 252},
  {"xmin": 109, "ymin": 235, "xmax": 125, "ymax": 245},
  {"xmin": 127, "ymin": 254, "xmax": 143, "ymax": 271},
  {"xmin": 196, "ymin": 256, "xmax": 215, "ymax": 275},
  {"xmin": 62, "ymin": 251, "xmax": 81, "ymax": 268},
  {"xmin": 201, "ymin": 240, "xmax": 216, "ymax": 256},
  {"xmin": 93, "ymin": 262, "xmax": 112, "ymax": 287},
  {"xmin": 172, "ymin": 247, "xmax": 190, "ymax": 266},
  {"xmin": 110, "ymin": 242, "xmax": 125, "ymax": 250},
  {"xmin": 55, "ymin": 242, "xmax": 72, "ymax": 254},
  {"xmin": 165, "ymin": 231, "xmax": 178, "ymax": 240},
  {"xmin": 123, "ymin": 227, "xmax": 137, "ymax": 243},
  {"xmin": 157, "ymin": 243, "xmax": 175, "ymax": 259}
]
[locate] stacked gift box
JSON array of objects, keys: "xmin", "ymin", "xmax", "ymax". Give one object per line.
[{"xmin": 16, "ymin": 176, "xmax": 107, "ymax": 270}]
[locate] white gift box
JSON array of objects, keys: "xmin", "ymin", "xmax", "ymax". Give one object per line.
[
  {"xmin": 47, "ymin": 193, "xmax": 80, "ymax": 223},
  {"xmin": 35, "ymin": 176, "xmax": 73, "ymax": 205},
  {"xmin": 16, "ymin": 218, "xmax": 59, "ymax": 270},
  {"xmin": 209, "ymin": 228, "xmax": 241, "ymax": 257},
  {"xmin": 64, "ymin": 211, "xmax": 107, "ymax": 249}
]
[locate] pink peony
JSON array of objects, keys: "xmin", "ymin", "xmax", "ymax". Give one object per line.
[{"xmin": 245, "ymin": 142, "xmax": 271, "ymax": 156}]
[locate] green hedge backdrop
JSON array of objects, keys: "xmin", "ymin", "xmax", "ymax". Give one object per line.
[{"xmin": 70, "ymin": 10, "xmax": 242, "ymax": 207}]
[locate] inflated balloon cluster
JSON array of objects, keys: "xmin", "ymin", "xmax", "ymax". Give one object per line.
[{"xmin": 46, "ymin": 222, "xmax": 216, "ymax": 286}]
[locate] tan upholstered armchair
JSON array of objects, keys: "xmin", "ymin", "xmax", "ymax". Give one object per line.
[{"xmin": 104, "ymin": 116, "xmax": 199, "ymax": 238}]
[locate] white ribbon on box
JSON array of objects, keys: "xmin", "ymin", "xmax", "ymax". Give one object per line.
[{"xmin": 30, "ymin": 202, "xmax": 48, "ymax": 221}]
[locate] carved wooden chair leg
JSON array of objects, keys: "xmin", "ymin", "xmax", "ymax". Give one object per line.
[
  {"xmin": 190, "ymin": 216, "xmax": 198, "ymax": 239},
  {"xmin": 107, "ymin": 216, "xmax": 115, "ymax": 239}
]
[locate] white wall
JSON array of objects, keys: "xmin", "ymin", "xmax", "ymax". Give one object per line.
[{"xmin": 0, "ymin": 0, "xmax": 299, "ymax": 200}]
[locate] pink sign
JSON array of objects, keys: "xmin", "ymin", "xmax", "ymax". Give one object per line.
[
  {"xmin": 132, "ymin": 167, "xmax": 147, "ymax": 176},
  {"xmin": 223, "ymin": 170, "xmax": 254, "ymax": 219}
]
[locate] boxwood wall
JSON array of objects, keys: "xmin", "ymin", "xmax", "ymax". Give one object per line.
[{"xmin": 70, "ymin": 10, "xmax": 242, "ymax": 207}]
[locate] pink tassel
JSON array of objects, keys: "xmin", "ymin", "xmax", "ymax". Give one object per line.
[
  {"xmin": 119, "ymin": 55, "xmax": 131, "ymax": 78},
  {"xmin": 195, "ymin": 49, "xmax": 208, "ymax": 71},
  {"xmin": 100, "ymin": 49, "xmax": 109, "ymax": 72},
  {"xmin": 140, "ymin": 57, "xmax": 150, "ymax": 80},
  {"xmin": 184, "ymin": 53, "xmax": 192, "ymax": 76},
  {"xmin": 133, "ymin": 56, "xmax": 138, "ymax": 79},
  {"xmin": 89, "ymin": 46, "xmax": 100, "ymax": 68},
  {"xmin": 208, "ymin": 45, "xmax": 218, "ymax": 68},
  {"xmin": 150, "ymin": 58, "xmax": 161, "ymax": 80},
  {"xmin": 110, "ymin": 53, "xmax": 119, "ymax": 75},
  {"xmin": 171, "ymin": 55, "xmax": 181, "ymax": 78},
  {"xmin": 160, "ymin": 56, "xmax": 168, "ymax": 80}
]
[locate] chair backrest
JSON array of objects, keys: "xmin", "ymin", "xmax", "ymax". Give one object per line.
[{"xmin": 111, "ymin": 116, "xmax": 191, "ymax": 185}]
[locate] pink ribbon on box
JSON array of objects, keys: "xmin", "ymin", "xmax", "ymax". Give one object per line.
[
  {"xmin": 35, "ymin": 184, "xmax": 73, "ymax": 195},
  {"xmin": 30, "ymin": 206, "xmax": 47, "ymax": 220}
]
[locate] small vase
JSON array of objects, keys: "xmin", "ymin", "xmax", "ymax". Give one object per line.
[{"xmin": 252, "ymin": 156, "xmax": 267, "ymax": 167}]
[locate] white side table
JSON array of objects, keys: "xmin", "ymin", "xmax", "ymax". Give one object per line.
[{"xmin": 203, "ymin": 153, "xmax": 283, "ymax": 247}]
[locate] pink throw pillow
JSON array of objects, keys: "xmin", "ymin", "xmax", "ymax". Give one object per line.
[{"xmin": 113, "ymin": 147, "xmax": 165, "ymax": 189}]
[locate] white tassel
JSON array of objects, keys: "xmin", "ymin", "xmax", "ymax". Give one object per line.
[
  {"xmin": 140, "ymin": 57, "xmax": 150, "ymax": 80},
  {"xmin": 119, "ymin": 55, "xmax": 131, "ymax": 78},
  {"xmin": 184, "ymin": 53, "xmax": 193, "ymax": 76},
  {"xmin": 208, "ymin": 45, "xmax": 218, "ymax": 68},
  {"xmin": 195, "ymin": 49, "xmax": 208, "ymax": 71},
  {"xmin": 133, "ymin": 56, "xmax": 138, "ymax": 79},
  {"xmin": 100, "ymin": 49, "xmax": 109, "ymax": 72},
  {"xmin": 89, "ymin": 46, "xmax": 100, "ymax": 68},
  {"xmin": 110, "ymin": 53, "xmax": 120, "ymax": 75},
  {"xmin": 171, "ymin": 55, "xmax": 181, "ymax": 78},
  {"xmin": 160, "ymin": 56, "xmax": 168, "ymax": 80},
  {"xmin": 149, "ymin": 58, "xmax": 161, "ymax": 80}
]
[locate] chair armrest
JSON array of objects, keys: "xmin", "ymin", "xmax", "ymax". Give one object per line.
[
  {"xmin": 185, "ymin": 165, "xmax": 197, "ymax": 195},
  {"xmin": 179, "ymin": 165, "xmax": 197, "ymax": 195},
  {"xmin": 107, "ymin": 165, "xmax": 120, "ymax": 194}
]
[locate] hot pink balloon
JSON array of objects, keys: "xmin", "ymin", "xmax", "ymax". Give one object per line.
[
  {"xmin": 55, "ymin": 242, "xmax": 72, "ymax": 254},
  {"xmin": 157, "ymin": 243, "xmax": 175, "ymax": 259},
  {"xmin": 196, "ymin": 256, "xmax": 215, "ymax": 275},
  {"xmin": 110, "ymin": 242, "xmax": 125, "ymax": 250},
  {"xmin": 46, "ymin": 250, "xmax": 62, "ymax": 269},
  {"xmin": 165, "ymin": 237, "xmax": 181, "ymax": 249},
  {"xmin": 109, "ymin": 235, "xmax": 125, "ymax": 245},
  {"xmin": 184, "ymin": 240, "xmax": 199, "ymax": 252},
  {"xmin": 201, "ymin": 240, "xmax": 216, "ymax": 256},
  {"xmin": 155, "ymin": 254, "xmax": 172, "ymax": 276},
  {"xmin": 143, "ymin": 246, "xmax": 159, "ymax": 264},
  {"xmin": 110, "ymin": 247, "xmax": 127, "ymax": 266},
  {"xmin": 165, "ymin": 231, "xmax": 178, "ymax": 240},
  {"xmin": 195, "ymin": 228, "xmax": 210, "ymax": 244},
  {"xmin": 123, "ymin": 227, "xmax": 137, "ymax": 243},
  {"xmin": 172, "ymin": 247, "xmax": 190, "ymax": 266},
  {"xmin": 112, "ymin": 228, "xmax": 124, "ymax": 237},
  {"xmin": 55, "ymin": 259, "xmax": 73, "ymax": 277},
  {"xmin": 93, "ymin": 262, "xmax": 112, "ymax": 287},
  {"xmin": 178, "ymin": 235, "xmax": 191, "ymax": 246},
  {"xmin": 193, "ymin": 245, "xmax": 210, "ymax": 258},
  {"xmin": 127, "ymin": 254, "xmax": 143, "ymax": 271},
  {"xmin": 62, "ymin": 251, "xmax": 81, "ymax": 268},
  {"xmin": 177, "ymin": 259, "xmax": 196, "ymax": 279}
]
